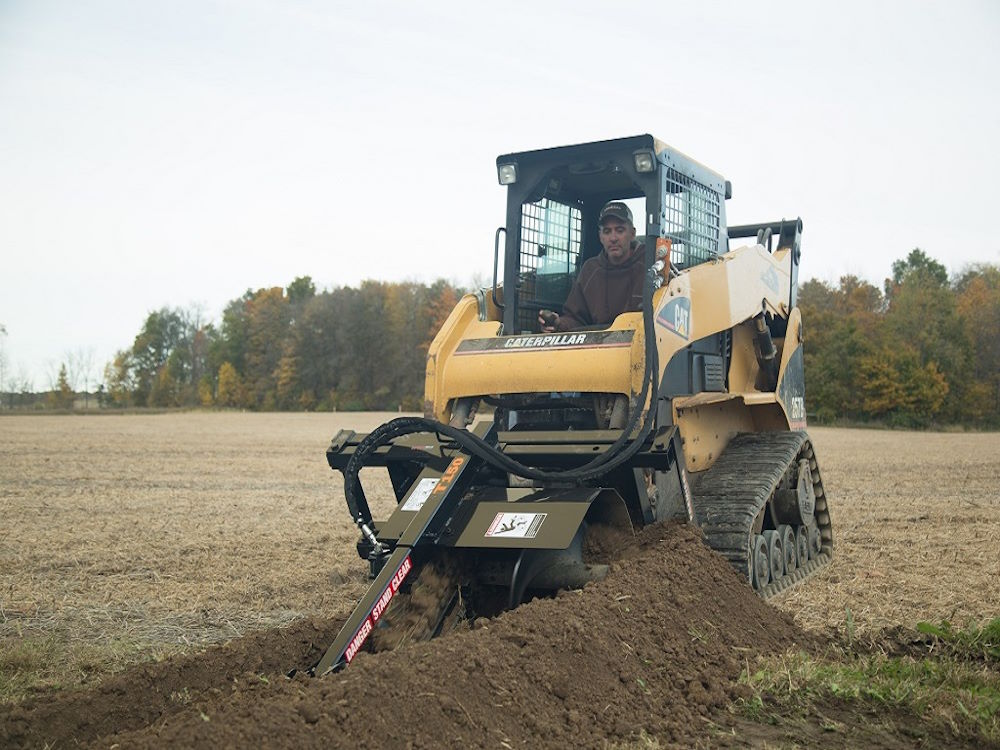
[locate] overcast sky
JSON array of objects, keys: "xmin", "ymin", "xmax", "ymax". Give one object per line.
[{"xmin": 1, "ymin": 0, "xmax": 998, "ymax": 389}]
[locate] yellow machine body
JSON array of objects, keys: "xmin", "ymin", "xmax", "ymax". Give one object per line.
[{"xmin": 426, "ymin": 240, "xmax": 805, "ymax": 475}]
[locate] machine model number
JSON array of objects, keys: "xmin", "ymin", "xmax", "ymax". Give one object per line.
[{"xmin": 430, "ymin": 456, "xmax": 465, "ymax": 498}]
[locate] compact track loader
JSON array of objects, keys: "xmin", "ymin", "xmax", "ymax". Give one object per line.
[{"xmin": 312, "ymin": 134, "xmax": 833, "ymax": 674}]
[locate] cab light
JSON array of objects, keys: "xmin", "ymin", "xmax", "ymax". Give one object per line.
[
  {"xmin": 633, "ymin": 150, "xmax": 656, "ymax": 173},
  {"xmin": 498, "ymin": 164, "xmax": 518, "ymax": 185}
]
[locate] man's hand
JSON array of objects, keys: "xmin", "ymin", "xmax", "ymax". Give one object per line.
[{"xmin": 538, "ymin": 309, "xmax": 558, "ymax": 332}]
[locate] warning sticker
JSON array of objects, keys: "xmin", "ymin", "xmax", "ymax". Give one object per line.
[
  {"xmin": 485, "ymin": 512, "xmax": 547, "ymax": 539},
  {"xmin": 400, "ymin": 478, "xmax": 440, "ymax": 512},
  {"xmin": 343, "ymin": 554, "xmax": 412, "ymax": 663}
]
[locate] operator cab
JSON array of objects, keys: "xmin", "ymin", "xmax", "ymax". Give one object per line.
[{"xmin": 495, "ymin": 134, "xmax": 730, "ymax": 334}]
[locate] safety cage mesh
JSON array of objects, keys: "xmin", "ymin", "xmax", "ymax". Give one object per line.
[
  {"xmin": 662, "ymin": 168, "xmax": 721, "ymax": 268},
  {"xmin": 517, "ymin": 198, "xmax": 582, "ymax": 333}
]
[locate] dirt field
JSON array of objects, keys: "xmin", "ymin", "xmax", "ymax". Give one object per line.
[{"xmin": 2, "ymin": 413, "xmax": 999, "ymax": 747}]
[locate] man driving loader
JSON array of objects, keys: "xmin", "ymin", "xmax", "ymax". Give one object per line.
[{"xmin": 538, "ymin": 201, "xmax": 645, "ymax": 332}]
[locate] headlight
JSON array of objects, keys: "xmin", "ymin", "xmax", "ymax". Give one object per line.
[
  {"xmin": 497, "ymin": 163, "xmax": 518, "ymax": 185},
  {"xmin": 633, "ymin": 149, "xmax": 656, "ymax": 174}
]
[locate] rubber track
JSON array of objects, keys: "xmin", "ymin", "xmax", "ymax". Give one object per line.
[{"xmin": 691, "ymin": 431, "xmax": 834, "ymax": 599}]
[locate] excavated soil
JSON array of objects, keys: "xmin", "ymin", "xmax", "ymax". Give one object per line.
[
  {"xmin": 2, "ymin": 414, "xmax": 999, "ymax": 747},
  {"xmin": 0, "ymin": 616, "xmax": 341, "ymax": 748},
  {"xmin": 2, "ymin": 522, "xmax": 809, "ymax": 748}
]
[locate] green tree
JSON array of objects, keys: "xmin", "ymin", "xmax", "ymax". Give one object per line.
[
  {"xmin": 883, "ymin": 253, "xmax": 971, "ymax": 423},
  {"xmin": 108, "ymin": 307, "xmax": 216, "ymax": 408},
  {"xmin": 130, "ymin": 309, "xmax": 187, "ymax": 405},
  {"xmin": 799, "ymin": 276, "xmax": 883, "ymax": 421},
  {"xmin": 337, "ymin": 282, "xmax": 390, "ymax": 409},
  {"xmin": 213, "ymin": 291, "xmax": 254, "ymax": 376},
  {"xmin": 291, "ymin": 291, "xmax": 347, "ymax": 410},
  {"xmin": 889, "ymin": 247, "xmax": 949, "ymax": 290},
  {"xmin": 286, "ymin": 275, "xmax": 316, "ymax": 305}
]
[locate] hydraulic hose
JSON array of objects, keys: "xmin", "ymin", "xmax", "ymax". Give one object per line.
[{"xmin": 342, "ymin": 266, "xmax": 662, "ymax": 529}]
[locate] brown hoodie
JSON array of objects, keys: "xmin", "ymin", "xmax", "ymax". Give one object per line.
[{"xmin": 555, "ymin": 243, "xmax": 646, "ymax": 331}]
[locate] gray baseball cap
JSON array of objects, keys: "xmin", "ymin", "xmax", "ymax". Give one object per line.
[{"xmin": 598, "ymin": 201, "xmax": 633, "ymax": 225}]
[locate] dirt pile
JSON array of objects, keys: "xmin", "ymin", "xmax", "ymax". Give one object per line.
[
  {"xmin": 2, "ymin": 523, "xmax": 813, "ymax": 748},
  {"xmin": 0, "ymin": 618, "xmax": 345, "ymax": 748}
]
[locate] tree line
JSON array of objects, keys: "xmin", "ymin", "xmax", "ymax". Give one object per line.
[
  {"xmin": 799, "ymin": 250, "xmax": 999, "ymax": 427},
  {"xmin": 102, "ymin": 277, "xmax": 461, "ymax": 411},
  {"xmin": 14, "ymin": 247, "xmax": 1000, "ymax": 427}
]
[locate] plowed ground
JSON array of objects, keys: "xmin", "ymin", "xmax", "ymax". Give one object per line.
[{"xmin": 1, "ymin": 414, "xmax": 998, "ymax": 748}]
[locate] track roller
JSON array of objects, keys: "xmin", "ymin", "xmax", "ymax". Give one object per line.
[
  {"xmin": 751, "ymin": 534, "xmax": 770, "ymax": 591},
  {"xmin": 778, "ymin": 524, "xmax": 797, "ymax": 572},
  {"xmin": 761, "ymin": 529, "xmax": 783, "ymax": 582},
  {"xmin": 807, "ymin": 524, "xmax": 822, "ymax": 560},
  {"xmin": 795, "ymin": 525, "xmax": 809, "ymax": 567}
]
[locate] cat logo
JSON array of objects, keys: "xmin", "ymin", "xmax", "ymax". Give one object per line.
[
  {"xmin": 655, "ymin": 297, "xmax": 691, "ymax": 341},
  {"xmin": 761, "ymin": 266, "xmax": 780, "ymax": 294}
]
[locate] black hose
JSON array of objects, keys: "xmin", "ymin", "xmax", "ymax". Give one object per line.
[{"xmin": 343, "ymin": 267, "xmax": 662, "ymax": 527}]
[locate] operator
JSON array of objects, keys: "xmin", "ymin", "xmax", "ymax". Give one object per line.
[{"xmin": 538, "ymin": 201, "xmax": 645, "ymax": 332}]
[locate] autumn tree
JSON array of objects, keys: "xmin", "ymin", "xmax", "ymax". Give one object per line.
[
  {"xmin": 954, "ymin": 264, "xmax": 1000, "ymax": 423},
  {"xmin": 799, "ymin": 249, "xmax": 976, "ymax": 426},
  {"xmin": 242, "ymin": 287, "xmax": 292, "ymax": 409},
  {"xmin": 798, "ymin": 276, "xmax": 883, "ymax": 421},
  {"xmin": 149, "ymin": 366, "xmax": 180, "ymax": 407},
  {"xmin": 274, "ymin": 344, "xmax": 301, "ymax": 410},
  {"xmin": 883, "ymin": 251, "xmax": 971, "ymax": 423},
  {"xmin": 47, "ymin": 364, "xmax": 75, "ymax": 410},
  {"xmin": 197, "ymin": 375, "xmax": 215, "ymax": 407},
  {"xmin": 104, "ymin": 351, "xmax": 135, "ymax": 406},
  {"xmin": 424, "ymin": 282, "xmax": 461, "ymax": 349},
  {"xmin": 216, "ymin": 362, "xmax": 246, "ymax": 407}
]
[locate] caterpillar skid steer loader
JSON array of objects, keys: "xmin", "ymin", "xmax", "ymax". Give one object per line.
[{"xmin": 311, "ymin": 134, "xmax": 833, "ymax": 675}]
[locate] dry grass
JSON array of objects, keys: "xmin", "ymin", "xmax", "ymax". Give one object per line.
[
  {"xmin": 0, "ymin": 412, "xmax": 403, "ymax": 696},
  {"xmin": 1, "ymin": 414, "xmax": 999, "ymax": 697},
  {"xmin": 773, "ymin": 427, "xmax": 1000, "ymax": 636}
]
